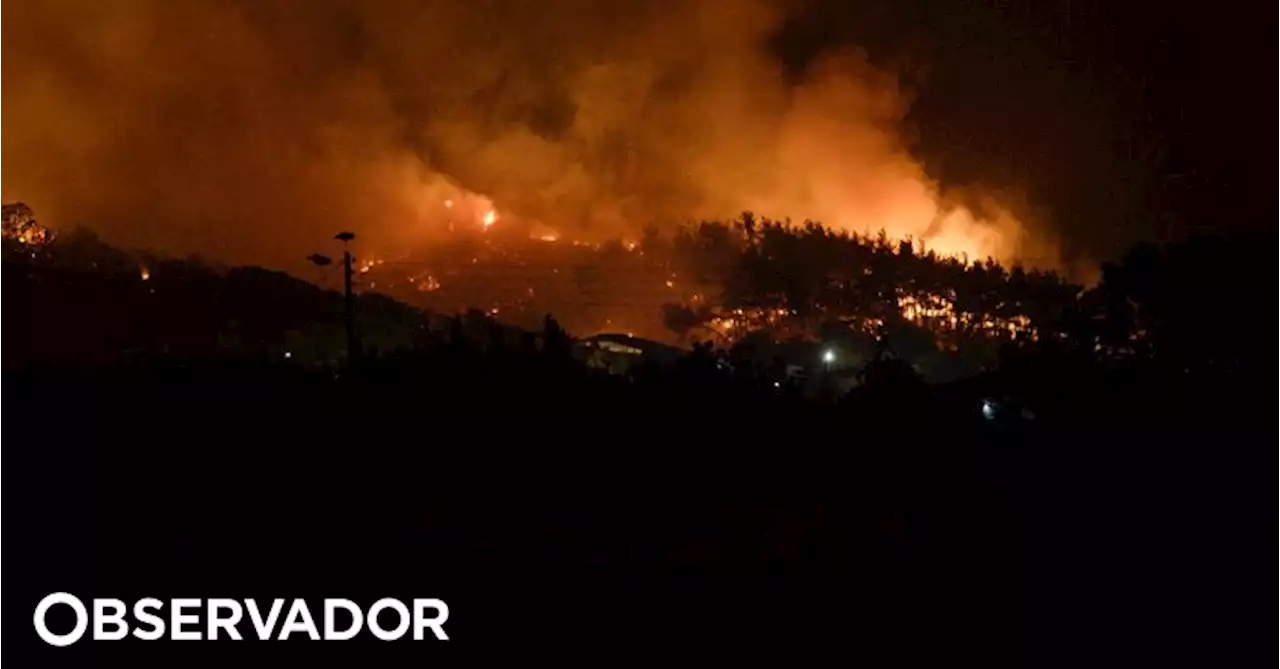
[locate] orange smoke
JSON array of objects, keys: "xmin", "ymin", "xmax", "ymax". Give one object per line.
[{"xmin": 2, "ymin": 0, "xmax": 1058, "ymax": 271}]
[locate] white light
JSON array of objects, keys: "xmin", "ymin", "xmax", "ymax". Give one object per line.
[
  {"xmin": 981, "ymin": 400, "xmax": 996, "ymax": 420},
  {"xmin": 284, "ymin": 351, "xmax": 292, "ymax": 359},
  {"xmin": 822, "ymin": 349, "xmax": 836, "ymax": 364},
  {"xmin": 773, "ymin": 381, "xmax": 781, "ymax": 388}
]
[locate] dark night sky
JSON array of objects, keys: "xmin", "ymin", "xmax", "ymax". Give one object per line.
[{"xmin": 774, "ymin": 0, "xmax": 1276, "ymax": 263}]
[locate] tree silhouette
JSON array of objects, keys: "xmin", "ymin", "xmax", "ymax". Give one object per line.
[
  {"xmin": 2, "ymin": 202, "xmax": 56, "ymax": 250},
  {"xmin": 655, "ymin": 215, "xmax": 1081, "ymax": 378},
  {"xmin": 542, "ymin": 313, "xmax": 571, "ymax": 359}
]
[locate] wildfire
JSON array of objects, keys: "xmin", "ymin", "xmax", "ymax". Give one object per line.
[
  {"xmin": 708, "ymin": 307, "xmax": 796, "ymax": 338},
  {"xmin": 897, "ymin": 293, "xmax": 955, "ymax": 325},
  {"xmin": 896, "ymin": 292, "xmax": 1036, "ymax": 340},
  {"xmin": 427, "ymin": 185, "xmax": 501, "ymax": 233},
  {"xmin": 378, "ymin": 186, "xmax": 1048, "ymax": 350},
  {"xmin": 2, "ymin": 202, "xmax": 55, "ymax": 248},
  {"xmin": 697, "ymin": 294, "xmax": 1035, "ymax": 347}
]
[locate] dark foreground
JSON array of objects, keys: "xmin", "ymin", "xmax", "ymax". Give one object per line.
[{"xmin": 8, "ymin": 360, "xmax": 1270, "ymax": 667}]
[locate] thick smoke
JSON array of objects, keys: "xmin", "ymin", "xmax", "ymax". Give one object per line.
[{"xmin": 3, "ymin": 0, "xmax": 1058, "ymax": 271}]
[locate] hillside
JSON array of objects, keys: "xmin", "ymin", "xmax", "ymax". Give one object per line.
[{"xmin": 3, "ymin": 228, "xmax": 435, "ymax": 368}]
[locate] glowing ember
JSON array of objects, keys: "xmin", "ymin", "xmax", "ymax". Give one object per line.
[
  {"xmin": 2, "ymin": 202, "xmax": 55, "ymax": 248},
  {"xmin": 896, "ymin": 292, "xmax": 1035, "ymax": 340}
]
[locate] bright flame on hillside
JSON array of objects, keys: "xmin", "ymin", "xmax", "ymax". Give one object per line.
[{"xmin": 2, "ymin": 202, "xmax": 55, "ymax": 248}]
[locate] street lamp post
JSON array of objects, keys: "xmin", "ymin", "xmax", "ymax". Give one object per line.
[
  {"xmin": 309, "ymin": 231, "xmax": 359, "ymax": 364},
  {"xmin": 335, "ymin": 232, "xmax": 357, "ymax": 362}
]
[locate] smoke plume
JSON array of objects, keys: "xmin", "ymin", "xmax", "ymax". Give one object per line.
[{"xmin": 3, "ymin": 0, "xmax": 1058, "ymax": 271}]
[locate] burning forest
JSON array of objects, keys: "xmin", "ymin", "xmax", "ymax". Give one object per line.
[
  {"xmin": 2, "ymin": 203, "xmax": 56, "ymax": 250},
  {"xmin": 5, "ymin": 0, "xmax": 1242, "ymax": 379},
  {"xmin": 5, "ymin": 192, "xmax": 1079, "ymax": 380},
  {"xmin": 346, "ymin": 205, "xmax": 1078, "ymax": 379}
]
